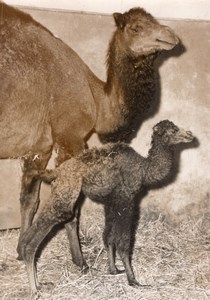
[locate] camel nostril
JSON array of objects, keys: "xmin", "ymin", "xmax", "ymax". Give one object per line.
[{"xmin": 186, "ymin": 131, "xmax": 194, "ymax": 141}]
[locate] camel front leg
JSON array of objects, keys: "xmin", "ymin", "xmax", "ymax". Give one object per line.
[{"xmin": 17, "ymin": 151, "xmax": 52, "ymax": 259}]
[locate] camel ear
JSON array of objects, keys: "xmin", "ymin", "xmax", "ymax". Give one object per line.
[{"xmin": 113, "ymin": 13, "xmax": 125, "ymax": 29}]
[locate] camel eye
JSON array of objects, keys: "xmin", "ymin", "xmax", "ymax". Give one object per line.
[
  {"xmin": 170, "ymin": 128, "xmax": 178, "ymax": 134},
  {"xmin": 131, "ymin": 26, "xmax": 143, "ymax": 33},
  {"xmin": 132, "ymin": 28, "xmax": 138, "ymax": 33}
]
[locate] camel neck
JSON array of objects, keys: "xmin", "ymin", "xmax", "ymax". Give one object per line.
[
  {"xmin": 144, "ymin": 137, "xmax": 174, "ymax": 186},
  {"xmin": 99, "ymin": 34, "xmax": 157, "ymax": 142},
  {"xmin": 105, "ymin": 45, "xmax": 156, "ymax": 99}
]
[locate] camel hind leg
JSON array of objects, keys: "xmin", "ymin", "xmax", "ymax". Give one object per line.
[{"xmin": 17, "ymin": 151, "xmax": 52, "ymax": 259}]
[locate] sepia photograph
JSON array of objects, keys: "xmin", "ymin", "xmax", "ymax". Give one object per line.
[{"xmin": 0, "ymin": 1, "xmax": 209, "ymax": 299}]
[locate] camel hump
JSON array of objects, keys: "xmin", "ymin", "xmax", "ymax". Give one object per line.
[
  {"xmin": 0, "ymin": 2, "xmax": 97, "ymax": 159},
  {"xmin": 0, "ymin": 1, "xmax": 53, "ymax": 35}
]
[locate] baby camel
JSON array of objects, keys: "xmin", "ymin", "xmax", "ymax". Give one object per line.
[{"xmin": 20, "ymin": 120, "xmax": 194, "ymax": 297}]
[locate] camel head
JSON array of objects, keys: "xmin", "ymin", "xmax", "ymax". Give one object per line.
[
  {"xmin": 113, "ymin": 7, "xmax": 179, "ymax": 56},
  {"xmin": 153, "ymin": 120, "xmax": 194, "ymax": 146}
]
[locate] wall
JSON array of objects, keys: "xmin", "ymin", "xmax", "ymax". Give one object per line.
[
  {"xmin": 4, "ymin": 0, "xmax": 210, "ymax": 20},
  {"xmin": 0, "ymin": 4, "xmax": 209, "ymax": 228}
]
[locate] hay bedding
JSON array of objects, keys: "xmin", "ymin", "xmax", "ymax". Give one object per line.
[{"xmin": 1, "ymin": 209, "xmax": 210, "ymax": 300}]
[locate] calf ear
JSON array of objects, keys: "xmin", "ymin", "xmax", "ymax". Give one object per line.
[
  {"xmin": 113, "ymin": 13, "xmax": 125, "ymax": 29},
  {"xmin": 153, "ymin": 125, "xmax": 163, "ymax": 135}
]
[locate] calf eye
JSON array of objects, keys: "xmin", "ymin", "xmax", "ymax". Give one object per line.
[{"xmin": 170, "ymin": 128, "xmax": 177, "ymax": 134}]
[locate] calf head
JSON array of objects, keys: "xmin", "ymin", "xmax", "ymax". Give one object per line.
[{"xmin": 153, "ymin": 120, "xmax": 194, "ymax": 145}]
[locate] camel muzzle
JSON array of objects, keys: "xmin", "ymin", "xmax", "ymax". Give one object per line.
[
  {"xmin": 156, "ymin": 26, "xmax": 179, "ymax": 50},
  {"xmin": 178, "ymin": 129, "xmax": 194, "ymax": 143}
]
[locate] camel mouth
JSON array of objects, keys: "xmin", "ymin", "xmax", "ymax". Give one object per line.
[
  {"xmin": 184, "ymin": 132, "xmax": 194, "ymax": 142},
  {"xmin": 177, "ymin": 130, "xmax": 194, "ymax": 143},
  {"xmin": 131, "ymin": 39, "xmax": 178, "ymax": 55},
  {"xmin": 155, "ymin": 26, "xmax": 180, "ymax": 50},
  {"xmin": 169, "ymin": 129, "xmax": 194, "ymax": 145},
  {"xmin": 156, "ymin": 38, "xmax": 178, "ymax": 50}
]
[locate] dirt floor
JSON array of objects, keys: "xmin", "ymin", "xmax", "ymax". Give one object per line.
[{"xmin": 1, "ymin": 206, "xmax": 210, "ymax": 300}]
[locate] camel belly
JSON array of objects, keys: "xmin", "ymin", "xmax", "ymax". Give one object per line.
[{"xmin": 0, "ymin": 116, "xmax": 53, "ymax": 158}]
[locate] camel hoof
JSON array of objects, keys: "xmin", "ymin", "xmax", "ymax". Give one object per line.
[
  {"xmin": 109, "ymin": 268, "xmax": 125, "ymax": 275},
  {"xmin": 16, "ymin": 245, "xmax": 22, "ymax": 260},
  {"xmin": 16, "ymin": 243, "xmax": 25, "ymax": 261}
]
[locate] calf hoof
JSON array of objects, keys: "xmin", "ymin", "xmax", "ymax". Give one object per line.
[
  {"xmin": 81, "ymin": 263, "xmax": 89, "ymax": 274},
  {"xmin": 128, "ymin": 278, "xmax": 140, "ymax": 287},
  {"xmin": 31, "ymin": 290, "xmax": 40, "ymax": 300},
  {"xmin": 16, "ymin": 254, "xmax": 23, "ymax": 261},
  {"xmin": 72, "ymin": 256, "xmax": 88, "ymax": 271}
]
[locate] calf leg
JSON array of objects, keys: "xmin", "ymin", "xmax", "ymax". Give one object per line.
[
  {"xmin": 17, "ymin": 151, "xmax": 52, "ymax": 259},
  {"xmin": 107, "ymin": 243, "xmax": 118, "ymax": 274},
  {"xmin": 21, "ymin": 189, "xmax": 79, "ymax": 296},
  {"xmin": 115, "ymin": 222, "xmax": 139, "ymax": 286},
  {"xmin": 118, "ymin": 250, "xmax": 139, "ymax": 286},
  {"xmin": 103, "ymin": 205, "xmax": 124, "ymax": 275},
  {"xmin": 65, "ymin": 208, "xmax": 88, "ymax": 271},
  {"xmin": 106, "ymin": 243, "xmax": 125, "ymax": 275},
  {"xmin": 104, "ymin": 200, "xmax": 139, "ymax": 286},
  {"xmin": 21, "ymin": 212, "xmax": 62, "ymax": 297},
  {"xmin": 55, "ymin": 139, "xmax": 87, "ymax": 270}
]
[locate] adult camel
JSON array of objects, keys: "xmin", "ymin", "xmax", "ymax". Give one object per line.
[{"xmin": 0, "ymin": 2, "xmax": 179, "ymax": 269}]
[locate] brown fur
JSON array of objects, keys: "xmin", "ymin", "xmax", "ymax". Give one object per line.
[{"xmin": 0, "ymin": 2, "xmax": 179, "ymax": 265}]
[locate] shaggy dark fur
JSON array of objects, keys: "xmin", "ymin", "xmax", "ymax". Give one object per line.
[
  {"xmin": 101, "ymin": 54, "xmax": 157, "ymax": 143},
  {"xmin": 0, "ymin": 1, "xmax": 179, "ymax": 268},
  {"xmin": 20, "ymin": 120, "xmax": 194, "ymax": 296}
]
